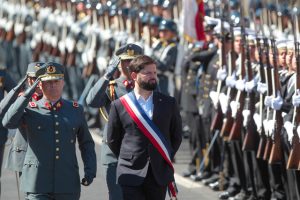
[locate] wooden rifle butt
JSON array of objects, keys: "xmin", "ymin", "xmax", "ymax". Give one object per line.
[
  {"xmin": 242, "ymin": 120, "xmax": 260, "ymax": 151},
  {"xmin": 60, "ymin": 53, "xmax": 67, "ymax": 66},
  {"xmin": 220, "ymin": 116, "xmax": 234, "ymax": 138},
  {"xmin": 287, "ymin": 135, "xmax": 300, "ymax": 169},
  {"xmin": 66, "ymin": 52, "xmax": 76, "ymax": 67},
  {"xmin": 210, "ymin": 106, "xmax": 223, "ymax": 132},
  {"xmin": 256, "ymin": 135, "xmax": 267, "ymax": 159},
  {"xmin": 16, "ymin": 31, "xmax": 26, "ymax": 45},
  {"xmin": 228, "ymin": 115, "xmax": 242, "ymax": 141},
  {"xmin": 263, "ymin": 137, "xmax": 272, "ymax": 161},
  {"xmin": 5, "ymin": 27, "xmax": 15, "ymax": 42},
  {"xmin": 268, "ymin": 141, "xmax": 282, "ymax": 165},
  {"xmin": 51, "ymin": 47, "xmax": 60, "ymax": 57},
  {"xmin": 0, "ymin": 28, "xmax": 6, "ymax": 40}
]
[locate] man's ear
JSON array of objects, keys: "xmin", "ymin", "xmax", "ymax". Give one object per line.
[{"xmin": 131, "ymin": 72, "xmax": 137, "ymax": 81}]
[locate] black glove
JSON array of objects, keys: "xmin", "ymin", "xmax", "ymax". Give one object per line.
[
  {"xmin": 81, "ymin": 176, "xmax": 93, "ymax": 186},
  {"xmin": 23, "ymin": 78, "xmax": 40, "ymax": 98},
  {"xmin": 104, "ymin": 55, "xmax": 121, "ymax": 80},
  {"xmin": 13, "ymin": 75, "xmax": 28, "ymax": 92}
]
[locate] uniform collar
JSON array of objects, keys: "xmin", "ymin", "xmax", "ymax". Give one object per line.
[
  {"xmin": 43, "ymin": 98, "xmax": 63, "ymax": 111},
  {"xmin": 31, "ymin": 93, "xmax": 43, "ymax": 101}
]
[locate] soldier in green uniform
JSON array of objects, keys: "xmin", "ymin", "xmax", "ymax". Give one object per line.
[
  {"xmin": 2, "ymin": 62, "xmax": 96, "ymax": 200},
  {"xmin": 86, "ymin": 43, "xmax": 143, "ymax": 200},
  {"xmin": 2, "ymin": 62, "xmax": 44, "ymax": 176}
]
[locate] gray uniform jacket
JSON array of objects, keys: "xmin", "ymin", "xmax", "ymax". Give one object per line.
[
  {"xmin": 2, "ymin": 96, "xmax": 96, "ymax": 193},
  {"xmin": 86, "ymin": 75, "xmax": 132, "ymax": 165}
]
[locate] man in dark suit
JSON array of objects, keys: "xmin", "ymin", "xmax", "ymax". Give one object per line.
[{"xmin": 107, "ymin": 55, "xmax": 182, "ymax": 200}]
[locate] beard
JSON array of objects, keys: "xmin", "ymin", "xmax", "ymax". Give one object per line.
[{"xmin": 138, "ymin": 79, "xmax": 157, "ymax": 91}]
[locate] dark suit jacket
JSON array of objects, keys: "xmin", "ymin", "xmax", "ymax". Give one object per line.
[{"xmin": 107, "ymin": 92, "xmax": 182, "ymax": 187}]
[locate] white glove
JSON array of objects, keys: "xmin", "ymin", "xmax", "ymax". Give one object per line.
[
  {"xmin": 219, "ymin": 93, "xmax": 228, "ymax": 114},
  {"xmin": 225, "ymin": 76, "xmax": 236, "ymax": 88},
  {"xmin": 253, "ymin": 113, "xmax": 262, "ymax": 132},
  {"xmin": 292, "ymin": 89, "xmax": 300, "ymax": 107},
  {"xmin": 267, "ymin": 120, "xmax": 275, "ymax": 137},
  {"xmin": 284, "ymin": 121, "xmax": 294, "ymax": 143},
  {"xmin": 217, "ymin": 68, "xmax": 227, "ymax": 81},
  {"xmin": 297, "ymin": 125, "xmax": 300, "ymax": 138},
  {"xmin": 264, "ymin": 96, "xmax": 273, "ymax": 107},
  {"xmin": 209, "ymin": 91, "xmax": 219, "ymax": 108},
  {"xmin": 271, "ymin": 91, "xmax": 283, "ymax": 110},
  {"xmin": 245, "ymin": 79, "xmax": 257, "ymax": 93},
  {"xmin": 235, "ymin": 79, "xmax": 246, "ymax": 91},
  {"xmin": 263, "ymin": 119, "xmax": 269, "ymax": 136},
  {"xmin": 230, "ymin": 101, "xmax": 240, "ymax": 118},
  {"xmin": 257, "ymin": 82, "xmax": 268, "ymax": 94},
  {"xmin": 242, "ymin": 110, "xmax": 250, "ymax": 127}
]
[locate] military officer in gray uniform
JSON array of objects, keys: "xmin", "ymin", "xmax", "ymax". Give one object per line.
[
  {"xmin": 86, "ymin": 44, "xmax": 143, "ymax": 200},
  {"xmin": 0, "ymin": 66, "xmax": 16, "ymax": 196},
  {"xmin": 2, "ymin": 62, "xmax": 44, "ymax": 176},
  {"xmin": 2, "ymin": 62, "xmax": 96, "ymax": 200}
]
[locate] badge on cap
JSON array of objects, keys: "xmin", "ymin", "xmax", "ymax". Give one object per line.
[
  {"xmin": 46, "ymin": 66, "xmax": 56, "ymax": 74},
  {"xmin": 127, "ymin": 49, "xmax": 134, "ymax": 57}
]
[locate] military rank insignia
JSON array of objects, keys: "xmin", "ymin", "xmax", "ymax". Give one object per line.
[
  {"xmin": 46, "ymin": 66, "xmax": 56, "ymax": 74},
  {"xmin": 73, "ymin": 101, "xmax": 79, "ymax": 108},
  {"xmin": 29, "ymin": 102, "xmax": 37, "ymax": 108}
]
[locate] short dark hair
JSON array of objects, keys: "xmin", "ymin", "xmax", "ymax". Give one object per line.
[{"xmin": 128, "ymin": 55, "xmax": 156, "ymax": 73}]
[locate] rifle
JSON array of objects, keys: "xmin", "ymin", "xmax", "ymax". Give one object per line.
[
  {"xmin": 242, "ymin": 34, "xmax": 260, "ymax": 151},
  {"xmin": 220, "ymin": 22, "xmax": 237, "ymax": 138},
  {"xmin": 268, "ymin": 38, "xmax": 283, "ymax": 165},
  {"xmin": 256, "ymin": 36, "xmax": 267, "ymax": 158},
  {"xmin": 262, "ymin": 37, "xmax": 274, "ymax": 161},
  {"xmin": 228, "ymin": 10, "xmax": 247, "ymax": 141},
  {"xmin": 287, "ymin": 10, "xmax": 300, "ymax": 169},
  {"xmin": 210, "ymin": 4, "xmax": 226, "ymax": 132}
]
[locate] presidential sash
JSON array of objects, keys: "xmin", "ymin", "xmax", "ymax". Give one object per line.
[{"xmin": 120, "ymin": 92, "xmax": 178, "ymax": 199}]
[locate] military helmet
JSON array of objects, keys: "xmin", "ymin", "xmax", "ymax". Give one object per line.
[
  {"xmin": 158, "ymin": 19, "xmax": 177, "ymax": 33},
  {"xmin": 153, "ymin": 0, "xmax": 164, "ymax": 6},
  {"xmin": 149, "ymin": 15, "xmax": 163, "ymax": 26}
]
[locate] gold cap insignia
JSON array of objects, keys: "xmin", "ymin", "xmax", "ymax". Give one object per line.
[
  {"xmin": 127, "ymin": 49, "xmax": 134, "ymax": 56},
  {"xmin": 46, "ymin": 66, "xmax": 56, "ymax": 74}
]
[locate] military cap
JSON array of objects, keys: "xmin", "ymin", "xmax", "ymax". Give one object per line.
[
  {"xmin": 36, "ymin": 62, "xmax": 65, "ymax": 81},
  {"xmin": 286, "ymin": 40, "xmax": 294, "ymax": 50},
  {"xmin": 214, "ymin": 21, "xmax": 231, "ymax": 39},
  {"xmin": 115, "ymin": 44, "xmax": 143, "ymax": 60},
  {"xmin": 139, "ymin": 11, "xmax": 150, "ymax": 24},
  {"xmin": 229, "ymin": 0, "xmax": 239, "ymax": 9},
  {"xmin": 276, "ymin": 39, "xmax": 287, "ymax": 50},
  {"xmin": 204, "ymin": 16, "xmax": 218, "ymax": 32},
  {"xmin": 162, "ymin": 0, "xmax": 175, "ymax": 9},
  {"xmin": 153, "ymin": 0, "xmax": 164, "ymax": 6},
  {"xmin": 118, "ymin": 7, "xmax": 130, "ymax": 17},
  {"xmin": 26, "ymin": 62, "xmax": 44, "ymax": 77},
  {"xmin": 158, "ymin": 19, "xmax": 177, "ymax": 33},
  {"xmin": 149, "ymin": 15, "xmax": 162, "ymax": 26}
]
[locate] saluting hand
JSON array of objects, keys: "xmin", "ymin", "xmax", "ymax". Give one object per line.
[{"xmin": 104, "ymin": 55, "xmax": 121, "ymax": 80}]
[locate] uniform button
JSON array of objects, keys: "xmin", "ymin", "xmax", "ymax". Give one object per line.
[
  {"xmin": 55, "ymin": 122, "xmax": 59, "ymax": 126},
  {"xmin": 53, "ymin": 107, "xmax": 56, "ymax": 111},
  {"xmin": 56, "ymin": 155, "xmax": 59, "ymax": 159},
  {"xmin": 56, "ymin": 139, "xmax": 59, "ymax": 143},
  {"xmin": 70, "ymin": 139, "xmax": 74, "ymax": 143},
  {"xmin": 37, "ymin": 126, "xmax": 41, "ymax": 130},
  {"xmin": 73, "ymin": 128, "xmax": 75, "ymax": 131},
  {"xmin": 55, "ymin": 131, "xmax": 59, "ymax": 134},
  {"xmin": 56, "ymin": 148, "xmax": 59, "ymax": 151},
  {"xmin": 54, "ymin": 115, "xmax": 58, "ymax": 118}
]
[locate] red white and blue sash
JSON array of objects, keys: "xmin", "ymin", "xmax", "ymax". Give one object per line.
[{"xmin": 120, "ymin": 92, "xmax": 178, "ymax": 199}]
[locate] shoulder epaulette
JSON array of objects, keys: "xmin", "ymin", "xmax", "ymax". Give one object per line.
[
  {"xmin": 169, "ymin": 43, "xmax": 176, "ymax": 47},
  {"xmin": 29, "ymin": 102, "xmax": 37, "ymax": 108},
  {"xmin": 73, "ymin": 101, "xmax": 79, "ymax": 108},
  {"xmin": 109, "ymin": 80, "xmax": 116, "ymax": 85}
]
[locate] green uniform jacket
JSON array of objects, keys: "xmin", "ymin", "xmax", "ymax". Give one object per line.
[{"xmin": 2, "ymin": 96, "xmax": 96, "ymax": 193}]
